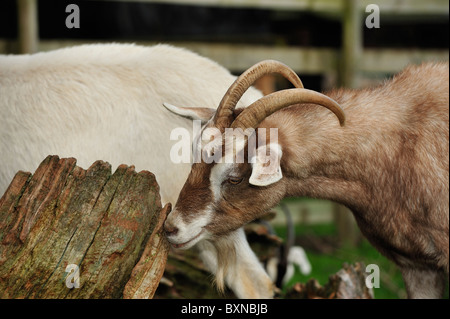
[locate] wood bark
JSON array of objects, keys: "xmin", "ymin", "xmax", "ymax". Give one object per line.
[
  {"xmin": 0, "ymin": 155, "xmax": 169, "ymax": 299},
  {"xmin": 285, "ymin": 262, "xmax": 374, "ymax": 299}
]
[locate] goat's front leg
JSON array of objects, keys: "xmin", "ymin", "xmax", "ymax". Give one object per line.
[
  {"xmin": 401, "ymin": 267, "xmax": 446, "ymax": 298},
  {"xmin": 196, "ymin": 227, "xmax": 274, "ymax": 298}
]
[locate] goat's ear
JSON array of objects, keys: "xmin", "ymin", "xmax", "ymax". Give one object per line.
[
  {"xmin": 249, "ymin": 143, "xmax": 283, "ymax": 187},
  {"xmin": 163, "ymin": 102, "xmax": 215, "ymax": 123}
]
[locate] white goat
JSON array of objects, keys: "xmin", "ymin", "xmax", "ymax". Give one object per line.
[
  {"xmin": 164, "ymin": 60, "xmax": 449, "ymax": 298},
  {"xmin": 0, "ymin": 43, "xmax": 273, "ymax": 298}
]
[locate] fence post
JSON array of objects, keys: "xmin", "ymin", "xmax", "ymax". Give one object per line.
[
  {"xmin": 334, "ymin": 0, "xmax": 363, "ymax": 247},
  {"xmin": 17, "ymin": 0, "xmax": 39, "ymax": 53},
  {"xmin": 340, "ymin": 0, "xmax": 363, "ymax": 88}
]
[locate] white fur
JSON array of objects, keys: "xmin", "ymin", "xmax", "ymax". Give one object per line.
[
  {"xmin": 267, "ymin": 246, "xmax": 312, "ymax": 285},
  {"xmin": 0, "ymin": 43, "xmax": 263, "ymax": 205},
  {"xmin": 0, "ymin": 43, "xmax": 267, "ymax": 298},
  {"xmin": 165, "ymin": 205, "xmax": 213, "ymax": 249},
  {"xmin": 163, "ymin": 102, "xmax": 215, "ymax": 122},
  {"xmin": 197, "ymin": 229, "xmax": 274, "ymax": 298},
  {"xmin": 210, "ymin": 162, "xmax": 235, "ymax": 202},
  {"xmin": 163, "ymin": 102, "xmax": 202, "ymax": 120}
]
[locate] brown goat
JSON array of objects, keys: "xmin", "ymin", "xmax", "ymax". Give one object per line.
[{"xmin": 165, "ymin": 61, "xmax": 449, "ymax": 298}]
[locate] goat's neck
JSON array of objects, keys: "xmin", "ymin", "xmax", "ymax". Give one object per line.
[{"xmin": 266, "ymin": 87, "xmax": 399, "ymax": 215}]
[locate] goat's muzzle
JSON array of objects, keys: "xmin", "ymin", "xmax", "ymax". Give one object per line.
[{"xmin": 163, "ymin": 207, "xmax": 211, "ymax": 249}]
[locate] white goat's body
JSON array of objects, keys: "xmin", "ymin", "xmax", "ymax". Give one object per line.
[
  {"xmin": 0, "ymin": 43, "xmax": 271, "ymax": 298},
  {"xmin": 0, "ymin": 43, "xmax": 261, "ymax": 204}
]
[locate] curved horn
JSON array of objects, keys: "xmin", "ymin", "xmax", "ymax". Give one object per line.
[
  {"xmin": 213, "ymin": 60, "xmax": 304, "ymax": 131},
  {"xmin": 231, "ymin": 88, "xmax": 346, "ymax": 130}
]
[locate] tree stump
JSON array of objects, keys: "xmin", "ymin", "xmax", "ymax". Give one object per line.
[{"xmin": 0, "ymin": 155, "xmax": 170, "ymax": 299}]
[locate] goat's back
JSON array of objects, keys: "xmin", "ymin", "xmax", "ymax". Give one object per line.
[{"xmin": 0, "ymin": 43, "xmax": 263, "ymax": 203}]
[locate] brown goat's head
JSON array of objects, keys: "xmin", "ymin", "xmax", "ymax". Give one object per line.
[{"xmin": 163, "ymin": 60, "xmax": 345, "ymax": 249}]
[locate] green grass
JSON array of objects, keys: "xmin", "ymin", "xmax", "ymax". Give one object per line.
[
  {"xmin": 271, "ymin": 198, "xmax": 448, "ymax": 299},
  {"xmin": 274, "ymin": 223, "xmax": 407, "ymax": 299}
]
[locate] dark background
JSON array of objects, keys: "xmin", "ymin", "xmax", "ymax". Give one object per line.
[{"xmin": 1, "ymin": 0, "xmax": 448, "ymax": 48}]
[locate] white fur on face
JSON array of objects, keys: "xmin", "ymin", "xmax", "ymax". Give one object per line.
[
  {"xmin": 166, "ymin": 161, "xmax": 240, "ymax": 250},
  {"xmin": 165, "ymin": 205, "xmax": 213, "ymax": 249},
  {"xmin": 209, "ymin": 162, "xmax": 236, "ymax": 202}
]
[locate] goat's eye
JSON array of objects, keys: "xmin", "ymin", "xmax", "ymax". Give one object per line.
[{"xmin": 227, "ymin": 177, "xmax": 243, "ymax": 185}]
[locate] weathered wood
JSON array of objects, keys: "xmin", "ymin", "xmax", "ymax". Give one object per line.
[
  {"xmin": 123, "ymin": 204, "xmax": 171, "ymax": 299},
  {"xmin": 339, "ymin": 0, "xmax": 363, "ymax": 88},
  {"xmin": 17, "ymin": 0, "xmax": 39, "ymax": 54},
  {"xmin": 0, "ymin": 155, "xmax": 169, "ymax": 299},
  {"xmin": 285, "ymin": 262, "xmax": 374, "ymax": 299},
  {"xmin": 1, "ymin": 39, "xmax": 446, "ymax": 77},
  {"xmin": 333, "ymin": 203, "xmax": 361, "ymax": 247},
  {"xmin": 98, "ymin": 0, "xmax": 449, "ymax": 16}
]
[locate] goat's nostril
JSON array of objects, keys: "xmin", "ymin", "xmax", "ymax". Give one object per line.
[{"xmin": 165, "ymin": 225, "xmax": 179, "ymax": 236}]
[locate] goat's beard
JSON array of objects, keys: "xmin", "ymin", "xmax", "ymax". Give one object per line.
[{"xmin": 212, "ymin": 235, "xmax": 237, "ymax": 295}]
